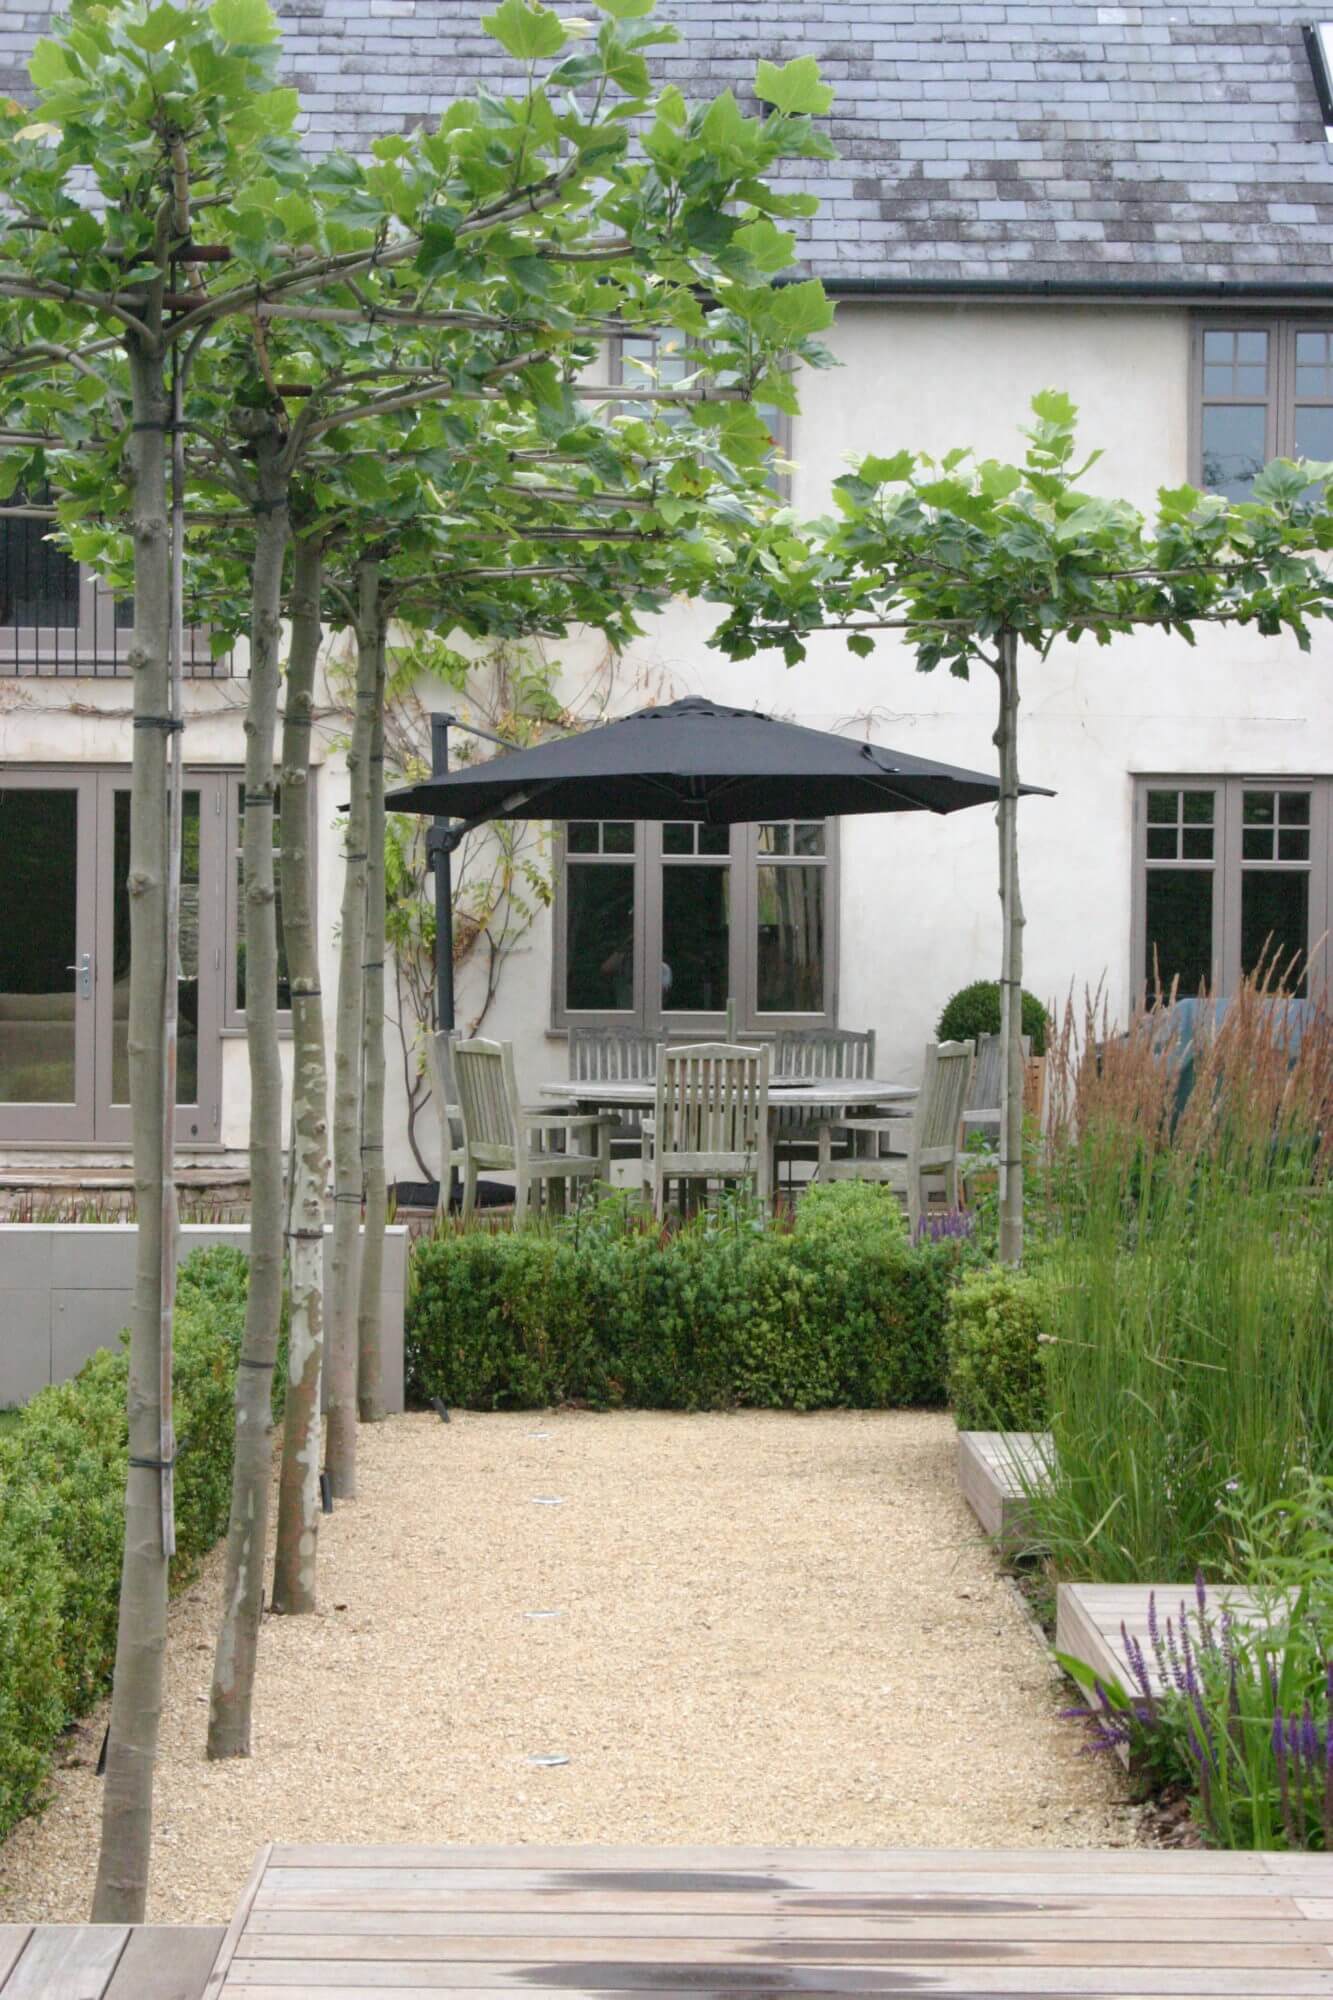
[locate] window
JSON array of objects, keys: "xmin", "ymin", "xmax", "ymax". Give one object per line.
[
  {"xmin": 1133, "ymin": 778, "xmax": 1331, "ymax": 1004},
  {"xmin": 607, "ymin": 330, "xmax": 793, "ymax": 499},
  {"xmin": 554, "ymin": 818, "xmax": 837, "ymax": 1030},
  {"xmin": 1194, "ymin": 320, "xmax": 1333, "ymax": 499},
  {"xmin": 223, "ymin": 774, "xmax": 315, "ymax": 1033}
]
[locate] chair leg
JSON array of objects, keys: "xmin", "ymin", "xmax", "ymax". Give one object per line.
[
  {"xmin": 906, "ymin": 1167, "xmax": 922, "ymax": 1239},
  {"xmin": 598, "ymin": 1121, "xmax": 611, "ymax": 1183},
  {"xmin": 816, "ymin": 1123, "xmax": 832, "ymax": 1180},
  {"xmin": 514, "ymin": 1164, "xmax": 531, "ymax": 1230},
  {"xmin": 462, "ymin": 1160, "xmax": 477, "ymax": 1223}
]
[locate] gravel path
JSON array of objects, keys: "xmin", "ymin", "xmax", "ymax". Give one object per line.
[{"xmin": 0, "ymin": 1409, "xmax": 1135, "ymax": 1924}]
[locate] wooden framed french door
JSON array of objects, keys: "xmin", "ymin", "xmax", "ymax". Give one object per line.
[{"xmin": 0, "ymin": 768, "xmax": 226, "ymax": 1145}]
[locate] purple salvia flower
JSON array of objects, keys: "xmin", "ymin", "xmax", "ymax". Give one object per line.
[
  {"xmin": 1164, "ymin": 1611, "xmax": 1187, "ymax": 1695},
  {"xmin": 1121, "ymin": 1625, "xmax": 1153, "ymax": 1705}
]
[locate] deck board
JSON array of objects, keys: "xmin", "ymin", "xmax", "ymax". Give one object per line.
[
  {"xmin": 1, "ymin": 1924, "xmax": 128, "ymax": 2000},
  {"xmin": 1055, "ymin": 1582, "xmax": 1278, "ymax": 1704},
  {"xmin": 956, "ymin": 1433, "xmax": 1052, "ymax": 1543},
  {"xmin": 206, "ymin": 1845, "xmax": 1333, "ymax": 1999}
]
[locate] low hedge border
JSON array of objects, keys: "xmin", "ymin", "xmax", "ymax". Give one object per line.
[
  {"xmin": 407, "ymin": 1183, "xmax": 972, "ymax": 1413},
  {"xmin": 945, "ymin": 1265, "xmax": 1050, "ymax": 1432},
  {"xmin": 0, "ymin": 1245, "xmax": 263, "ymax": 1840}
]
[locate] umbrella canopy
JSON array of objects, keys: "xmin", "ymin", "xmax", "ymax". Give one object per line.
[{"xmin": 385, "ymin": 695, "xmax": 1052, "ymax": 828}]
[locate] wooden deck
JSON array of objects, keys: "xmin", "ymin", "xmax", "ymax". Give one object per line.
[
  {"xmin": 0, "ymin": 1923, "xmax": 222, "ymax": 1998},
  {"xmin": 956, "ymin": 1431, "xmax": 1052, "ymax": 1543},
  {"xmin": 1056, "ymin": 1581, "xmax": 1276, "ymax": 1699},
  {"xmin": 201, "ymin": 1842, "xmax": 1333, "ymax": 1997}
]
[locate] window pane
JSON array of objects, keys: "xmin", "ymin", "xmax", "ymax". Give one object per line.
[
  {"xmin": 757, "ymin": 864, "xmax": 825, "ymax": 1013},
  {"xmin": 662, "ymin": 865, "xmax": 729, "ymax": 1011},
  {"xmin": 567, "ymin": 821, "xmax": 598, "ymax": 855},
  {"xmin": 566, "ymin": 862, "xmax": 635, "ymax": 1010},
  {"xmin": 1202, "ymin": 327, "xmax": 1268, "ymax": 398},
  {"xmin": 1279, "ymin": 793, "xmax": 1311, "ymax": 825},
  {"xmin": 115, "ymin": 789, "xmax": 201, "ymax": 1103},
  {"xmin": 603, "ymin": 821, "xmax": 634, "ymax": 854},
  {"xmin": 1243, "ymin": 790, "xmax": 1276, "ymax": 825},
  {"xmin": 757, "ymin": 823, "xmax": 790, "ymax": 855},
  {"xmin": 1146, "ymin": 826, "xmax": 1177, "ymax": 860},
  {"xmin": 1145, "ymin": 869, "xmax": 1213, "ymax": 1000},
  {"xmin": 1241, "ymin": 869, "xmax": 1309, "ymax": 993},
  {"xmin": 1146, "ymin": 789, "xmax": 1178, "ymax": 824},
  {"xmin": 1181, "ymin": 826, "xmax": 1213, "ymax": 859},
  {"xmin": 0, "ymin": 515, "xmax": 80, "ymax": 626},
  {"xmin": 1294, "ymin": 405, "xmax": 1333, "ymax": 462},
  {"xmin": 1242, "ymin": 826, "xmax": 1271, "ymax": 861},
  {"xmin": 1201, "ymin": 404, "xmax": 1267, "ymax": 500},
  {"xmin": 0, "ymin": 788, "xmax": 78, "ymax": 1102},
  {"xmin": 793, "ymin": 823, "xmax": 826, "ymax": 856},
  {"xmin": 1278, "ymin": 828, "xmax": 1311, "ymax": 861},
  {"xmin": 663, "ymin": 823, "xmax": 693, "ymax": 855},
  {"xmin": 1182, "ymin": 791, "xmax": 1214, "ymax": 824},
  {"xmin": 699, "ymin": 824, "xmax": 730, "ymax": 856}
]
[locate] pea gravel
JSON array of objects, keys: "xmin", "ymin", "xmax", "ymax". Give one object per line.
[{"xmin": 0, "ymin": 1409, "xmax": 1137, "ymax": 1924}]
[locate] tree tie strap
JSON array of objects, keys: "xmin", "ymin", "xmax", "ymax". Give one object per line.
[
  {"xmin": 129, "ymin": 1451, "xmax": 178, "ymax": 1470},
  {"xmin": 237, "ymin": 1357, "xmax": 276, "ymax": 1371},
  {"xmin": 288, "ymin": 1227, "xmax": 326, "ymax": 1241},
  {"xmin": 131, "ymin": 418, "xmax": 176, "ymax": 432},
  {"xmin": 133, "ymin": 715, "xmax": 185, "ymax": 733},
  {"xmin": 344, "ymin": 850, "xmax": 368, "ymax": 863},
  {"xmin": 243, "ymin": 791, "xmax": 274, "ymax": 805},
  {"xmin": 362, "ymin": 959, "xmax": 385, "ymax": 971},
  {"xmin": 332, "ymin": 1191, "xmax": 363, "ymax": 1204},
  {"xmin": 251, "ymin": 496, "xmax": 289, "ymax": 516}
]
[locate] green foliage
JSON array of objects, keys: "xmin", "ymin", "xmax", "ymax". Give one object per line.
[
  {"xmin": 945, "ymin": 1267, "xmax": 1050, "ymax": 1432},
  {"xmin": 710, "ymin": 392, "xmax": 1333, "ymax": 676},
  {"xmin": 0, "ymin": 1247, "xmax": 260, "ymax": 1840},
  {"xmin": 406, "ymin": 1183, "xmax": 963, "ymax": 1413},
  {"xmin": 1030, "ymin": 987, "xmax": 1333, "ymax": 1583},
  {"xmin": 936, "ymin": 979, "xmax": 1050, "ymax": 1056}
]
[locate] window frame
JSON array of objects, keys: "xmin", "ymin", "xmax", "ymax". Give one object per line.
[
  {"xmin": 222, "ymin": 769, "xmax": 318, "ymax": 1036},
  {"xmin": 1190, "ymin": 316, "xmax": 1333, "ymax": 495},
  {"xmin": 606, "ymin": 330, "xmax": 794, "ymax": 501},
  {"xmin": 1131, "ymin": 774, "xmax": 1332, "ymax": 1006},
  {"xmin": 551, "ymin": 816, "xmax": 839, "ymax": 1034}
]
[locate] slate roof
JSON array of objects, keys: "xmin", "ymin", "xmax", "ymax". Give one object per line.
[{"xmin": 8, "ymin": 2, "xmax": 1333, "ymax": 291}]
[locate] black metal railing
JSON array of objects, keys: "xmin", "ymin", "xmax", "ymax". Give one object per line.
[{"xmin": 0, "ymin": 567, "xmax": 235, "ymax": 678}]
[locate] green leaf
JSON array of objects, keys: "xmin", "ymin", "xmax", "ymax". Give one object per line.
[
  {"xmin": 483, "ymin": 0, "xmax": 567, "ymax": 60},
  {"xmin": 27, "ymin": 39, "xmax": 71, "ymax": 89},
  {"xmin": 209, "ymin": 0, "xmax": 278, "ymax": 45},
  {"xmin": 1251, "ymin": 459, "xmax": 1312, "ymax": 506},
  {"xmin": 732, "ymin": 217, "xmax": 796, "ymax": 274},
  {"xmin": 126, "ymin": 4, "xmax": 190, "ymax": 53},
  {"xmin": 754, "ymin": 55, "xmax": 834, "ymax": 117},
  {"xmin": 1030, "ymin": 387, "xmax": 1077, "ymax": 429},
  {"xmin": 597, "ymin": 0, "xmax": 655, "ymax": 16},
  {"xmin": 766, "ymin": 277, "xmax": 834, "ymax": 342},
  {"xmin": 699, "ymin": 88, "xmax": 748, "ymax": 151},
  {"xmin": 977, "ymin": 460, "xmax": 1022, "ymax": 501},
  {"xmin": 857, "ymin": 450, "xmax": 914, "ymax": 487},
  {"xmin": 845, "ymin": 631, "xmax": 875, "ymax": 658}
]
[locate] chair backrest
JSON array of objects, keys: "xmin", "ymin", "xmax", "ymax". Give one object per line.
[
  {"xmin": 773, "ymin": 1026, "xmax": 876, "ymax": 1081},
  {"xmin": 449, "ymin": 1034, "xmax": 520, "ymax": 1158},
  {"xmin": 424, "ymin": 1031, "xmax": 464, "ymax": 1160},
  {"xmin": 916, "ymin": 1039, "xmax": 975, "ymax": 1154},
  {"xmin": 655, "ymin": 1042, "xmax": 770, "ymax": 1161},
  {"xmin": 968, "ymin": 1030, "xmax": 1031, "ymax": 1113},
  {"xmin": 568, "ymin": 1026, "xmax": 662, "ymax": 1083}
]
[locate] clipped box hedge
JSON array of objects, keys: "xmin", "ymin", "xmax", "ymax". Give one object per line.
[
  {"xmin": 0, "ymin": 1246, "xmax": 260, "ymax": 1840},
  {"xmin": 407, "ymin": 1183, "xmax": 968, "ymax": 1413},
  {"xmin": 945, "ymin": 1265, "xmax": 1050, "ymax": 1432}
]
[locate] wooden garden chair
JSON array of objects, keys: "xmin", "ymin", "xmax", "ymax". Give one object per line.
[
  {"xmin": 450, "ymin": 1034, "xmax": 612, "ymax": 1226},
  {"xmin": 816, "ymin": 1038, "xmax": 975, "ymax": 1234},
  {"xmin": 641, "ymin": 1041, "xmax": 771, "ymax": 1218},
  {"xmin": 771, "ymin": 1025, "xmax": 877, "ymax": 1185},
  {"xmin": 568, "ymin": 1025, "xmax": 663, "ymax": 1158},
  {"xmin": 961, "ymin": 1029, "xmax": 1032, "ymax": 1137}
]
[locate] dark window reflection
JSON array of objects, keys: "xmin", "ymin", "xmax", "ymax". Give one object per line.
[{"xmin": 566, "ymin": 862, "xmax": 635, "ymax": 1010}]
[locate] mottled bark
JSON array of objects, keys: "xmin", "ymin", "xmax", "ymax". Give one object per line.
[
  {"xmin": 356, "ymin": 621, "xmax": 388, "ymax": 1423},
  {"xmin": 272, "ymin": 536, "xmax": 330, "ymax": 1614},
  {"xmin": 325, "ymin": 561, "xmax": 380, "ymax": 1498},
  {"xmin": 91, "ymin": 334, "xmax": 172, "ymax": 1924},
  {"xmin": 994, "ymin": 628, "xmax": 1026, "ymax": 1266},
  {"xmin": 207, "ymin": 423, "xmax": 290, "ymax": 1758}
]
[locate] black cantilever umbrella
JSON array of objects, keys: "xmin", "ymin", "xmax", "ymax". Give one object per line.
[
  {"xmin": 385, "ymin": 695, "xmax": 1052, "ymax": 1036},
  {"xmin": 387, "ymin": 694, "xmax": 1051, "ymax": 827}
]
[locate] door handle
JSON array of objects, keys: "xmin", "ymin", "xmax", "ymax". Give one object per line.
[{"xmin": 66, "ymin": 952, "xmax": 92, "ymax": 1000}]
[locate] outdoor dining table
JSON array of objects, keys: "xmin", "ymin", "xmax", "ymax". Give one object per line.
[{"xmin": 539, "ymin": 1075, "xmax": 918, "ymax": 1149}]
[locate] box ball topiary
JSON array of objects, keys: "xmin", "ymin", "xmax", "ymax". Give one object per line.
[{"xmin": 936, "ymin": 979, "xmax": 1050, "ymax": 1056}]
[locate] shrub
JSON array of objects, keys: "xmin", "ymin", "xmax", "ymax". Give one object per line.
[
  {"xmin": 0, "ymin": 1246, "xmax": 256, "ymax": 1840},
  {"xmin": 945, "ymin": 1266, "xmax": 1049, "ymax": 1431},
  {"xmin": 406, "ymin": 1183, "xmax": 962, "ymax": 1414},
  {"xmin": 937, "ymin": 979, "xmax": 1050, "ymax": 1055}
]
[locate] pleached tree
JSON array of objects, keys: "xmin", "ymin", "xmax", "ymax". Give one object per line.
[{"xmin": 710, "ymin": 391, "xmax": 1333, "ymax": 1261}]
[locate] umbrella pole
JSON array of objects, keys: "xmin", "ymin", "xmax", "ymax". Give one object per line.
[{"xmin": 430, "ymin": 713, "xmax": 457, "ymax": 1037}]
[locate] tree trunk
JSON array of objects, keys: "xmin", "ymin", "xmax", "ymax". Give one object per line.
[
  {"xmin": 994, "ymin": 628, "xmax": 1026, "ymax": 1265},
  {"xmin": 325, "ymin": 562, "xmax": 380, "ymax": 1498},
  {"xmin": 271, "ymin": 536, "xmax": 330, "ymax": 1615},
  {"xmin": 91, "ymin": 335, "xmax": 173, "ymax": 1924},
  {"xmin": 357, "ymin": 621, "xmax": 389, "ymax": 1423},
  {"xmin": 206, "ymin": 425, "xmax": 290, "ymax": 1758}
]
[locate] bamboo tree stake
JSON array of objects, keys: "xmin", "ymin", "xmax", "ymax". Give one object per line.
[
  {"xmin": 994, "ymin": 627, "xmax": 1025, "ymax": 1265},
  {"xmin": 356, "ymin": 619, "xmax": 389, "ymax": 1423},
  {"xmin": 206, "ymin": 418, "xmax": 291, "ymax": 1758},
  {"xmin": 91, "ymin": 328, "xmax": 173, "ymax": 1926},
  {"xmin": 272, "ymin": 535, "xmax": 331, "ymax": 1613},
  {"xmin": 326, "ymin": 559, "xmax": 380, "ymax": 1498}
]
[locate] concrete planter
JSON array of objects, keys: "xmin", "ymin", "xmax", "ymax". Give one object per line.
[{"xmin": 0, "ymin": 1222, "xmax": 406, "ymax": 1412}]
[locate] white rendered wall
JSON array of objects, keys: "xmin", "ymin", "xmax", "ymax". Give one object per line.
[{"xmin": 4, "ymin": 301, "xmax": 1330, "ymax": 1180}]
